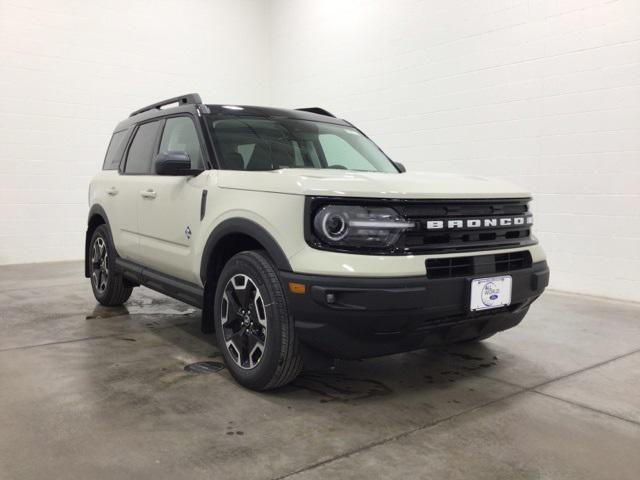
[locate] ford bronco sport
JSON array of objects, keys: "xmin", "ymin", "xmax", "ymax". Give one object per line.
[{"xmin": 86, "ymin": 93, "xmax": 549, "ymax": 390}]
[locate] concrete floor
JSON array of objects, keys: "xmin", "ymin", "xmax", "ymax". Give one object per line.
[{"xmin": 1, "ymin": 262, "xmax": 639, "ymax": 480}]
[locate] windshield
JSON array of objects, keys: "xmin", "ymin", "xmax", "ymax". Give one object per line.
[{"xmin": 206, "ymin": 116, "xmax": 398, "ymax": 173}]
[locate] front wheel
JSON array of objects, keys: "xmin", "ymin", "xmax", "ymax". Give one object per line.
[{"xmin": 213, "ymin": 251, "xmax": 303, "ymax": 390}]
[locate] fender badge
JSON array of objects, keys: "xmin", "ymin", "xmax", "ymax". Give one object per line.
[{"xmin": 185, "ymin": 226, "xmax": 192, "ymax": 240}]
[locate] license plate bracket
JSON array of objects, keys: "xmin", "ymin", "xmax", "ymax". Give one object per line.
[{"xmin": 470, "ymin": 276, "xmax": 512, "ymax": 311}]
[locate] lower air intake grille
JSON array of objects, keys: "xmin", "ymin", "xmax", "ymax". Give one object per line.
[{"xmin": 426, "ymin": 251, "xmax": 532, "ymax": 279}]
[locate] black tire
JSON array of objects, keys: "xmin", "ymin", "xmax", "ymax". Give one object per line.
[
  {"xmin": 213, "ymin": 250, "xmax": 303, "ymax": 390},
  {"xmin": 89, "ymin": 224, "xmax": 133, "ymax": 306}
]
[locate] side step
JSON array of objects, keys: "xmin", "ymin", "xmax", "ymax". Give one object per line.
[{"xmin": 115, "ymin": 257, "xmax": 204, "ymax": 308}]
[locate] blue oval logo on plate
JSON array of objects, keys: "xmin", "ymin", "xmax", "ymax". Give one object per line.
[{"xmin": 490, "ymin": 294, "xmax": 499, "ymax": 300}]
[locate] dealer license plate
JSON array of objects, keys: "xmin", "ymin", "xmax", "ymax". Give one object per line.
[{"xmin": 470, "ymin": 276, "xmax": 512, "ymax": 311}]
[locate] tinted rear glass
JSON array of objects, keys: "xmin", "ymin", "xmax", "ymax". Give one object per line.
[
  {"xmin": 124, "ymin": 121, "xmax": 162, "ymax": 174},
  {"xmin": 102, "ymin": 130, "xmax": 129, "ymax": 170}
]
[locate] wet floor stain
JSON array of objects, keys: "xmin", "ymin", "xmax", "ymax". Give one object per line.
[
  {"xmin": 447, "ymin": 352, "xmax": 485, "ymax": 362},
  {"xmin": 184, "ymin": 361, "xmax": 225, "ymax": 374},
  {"xmin": 85, "ymin": 296, "xmax": 196, "ymax": 320},
  {"xmin": 456, "ymin": 358, "xmax": 498, "ymax": 372},
  {"xmin": 126, "ymin": 297, "xmax": 197, "ymax": 316},
  {"xmin": 292, "ymin": 372, "xmax": 393, "ymax": 402},
  {"xmin": 225, "ymin": 421, "xmax": 244, "ymax": 436},
  {"xmin": 433, "ymin": 350, "xmax": 499, "ymax": 379},
  {"xmin": 86, "ymin": 305, "xmax": 129, "ymax": 319}
]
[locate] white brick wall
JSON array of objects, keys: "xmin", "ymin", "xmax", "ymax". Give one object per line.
[
  {"xmin": 2, "ymin": 0, "xmax": 639, "ymax": 302},
  {"xmin": 269, "ymin": 0, "xmax": 640, "ymax": 302},
  {"xmin": 0, "ymin": 0, "xmax": 269, "ymax": 264}
]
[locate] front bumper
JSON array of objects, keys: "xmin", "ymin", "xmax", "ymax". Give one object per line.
[{"xmin": 280, "ymin": 260, "xmax": 549, "ymax": 359}]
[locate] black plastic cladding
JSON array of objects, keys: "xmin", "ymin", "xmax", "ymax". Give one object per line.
[{"xmin": 304, "ymin": 196, "xmax": 537, "ymax": 255}]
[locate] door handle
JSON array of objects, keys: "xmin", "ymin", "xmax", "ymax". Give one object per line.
[
  {"xmin": 140, "ymin": 189, "xmax": 157, "ymax": 199},
  {"xmin": 107, "ymin": 187, "xmax": 119, "ymax": 196}
]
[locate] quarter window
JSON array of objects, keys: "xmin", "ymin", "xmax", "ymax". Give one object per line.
[
  {"xmin": 158, "ymin": 117, "xmax": 203, "ymax": 170},
  {"xmin": 102, "ymin": 130, "xmax": 129, "ymax": 170},
  {"xmin": 124, "ymin": 121, "xmax": 162, "ymax": 174}
]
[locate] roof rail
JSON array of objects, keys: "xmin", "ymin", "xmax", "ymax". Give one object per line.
[
  {"xmin": 296, "ymin": 107, "xmax": 336, "ymax": 118},
  {"xmin": 129, "ymin": 93, "xmax": 202, "ymax": 117}
]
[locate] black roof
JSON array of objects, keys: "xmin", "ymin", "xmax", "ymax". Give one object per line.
[
  {"xmin": 114, "ymin": 93, "xmax": 349, "ymax": 132},
  {"xmin": 204, "ymin": 104, "xmax": 349, "ymax": 125}
]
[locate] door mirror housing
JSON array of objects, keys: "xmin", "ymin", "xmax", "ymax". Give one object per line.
[
  {"xmin": 393, "ymin": 161, "xmax": 406, "ymax": 173},
  {"xmin": 155, "ymin": 152, "xmax": 202, "ymax": 176}
]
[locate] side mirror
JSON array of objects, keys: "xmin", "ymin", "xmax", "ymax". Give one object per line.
[
  {"xmin": 155, "ymin": 152, "xmax": 202, "ymax": 176},
  {"xmin": 394, "ymin": 161, "xmax": 406, "ymax": 173}
]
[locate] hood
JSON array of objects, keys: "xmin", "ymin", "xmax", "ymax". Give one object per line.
[{"xmin": 217, "ymin": 169, "xmax": 530, "ymax": 199}]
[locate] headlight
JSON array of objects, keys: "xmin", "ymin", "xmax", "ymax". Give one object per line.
[{"xmin": 313, "ymin": 205, "xmax": 415, "ymax": 248}]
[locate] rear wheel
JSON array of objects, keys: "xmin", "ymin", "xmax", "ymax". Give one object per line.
[
  {"xmin": 89, "ymin": 225, "xmax": 133, "ymax": 306},
  {"xmin": 214, "ymin": 251, "xmax": 303, "ymax": 390}
]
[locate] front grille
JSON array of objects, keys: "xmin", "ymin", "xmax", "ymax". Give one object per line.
[
  {"xmin": 396, "ymin": 198, "xmax": 534, "ymax": 253},
  {"xmin": 305, "ymin": 196, "xmax": 536, "ymax": 255},
  {"xmin": 426, "ymin": 251, "xmax": 532, "ymax": 279}
]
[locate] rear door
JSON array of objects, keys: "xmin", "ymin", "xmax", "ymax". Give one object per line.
[
  {"xmin": 136, "ymin": 115, "xmax": 208, "ymax": 282},
  {"xmin": 95, "ymin": 128, "xmax": 130, "ymax": 254},
  {"xmin": 116, "ymin": 119, "xmax": 164, "ymax": 261}
]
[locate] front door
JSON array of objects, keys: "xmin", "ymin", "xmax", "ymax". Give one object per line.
[{"xmin": 136, "ymin": 116, "xmax": 208, "ymax": 283}]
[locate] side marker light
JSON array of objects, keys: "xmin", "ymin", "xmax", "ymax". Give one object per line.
[{"xmin": 288, "ymin": 282, "xmax": 306, "ymax": 294}]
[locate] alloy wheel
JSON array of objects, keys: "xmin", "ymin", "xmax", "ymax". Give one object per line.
[
  {"xmin": 91, "ymin": 236, "xmax": 109, "ymax": 294},
  {"xmin": 221, "ymin": 274, "xmax": 268, "ymax": 369}
]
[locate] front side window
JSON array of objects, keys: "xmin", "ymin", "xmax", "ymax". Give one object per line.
[
  {"xmin": 207, "ymin": 116, "xmax": 397, "ymax": 173},
  {"xmin": 158, "ymin": 117, "xmax": 204, "ymax": 170},
  {"xmin": 124, "ymin": 121, "xmax": 162, "ymax": 174}
]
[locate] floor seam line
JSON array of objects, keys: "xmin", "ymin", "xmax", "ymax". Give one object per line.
[
  {"xmin": 0, "ymin": 280, "xmax": 86, "ymax": 294},
  {"xmin": 477, "ymin": 369, "xmax": 640, "ymax": 427},
  {"xmin": 270, "ymin": 388, "xmax": 529, "ymax": 480},
  {"xmin": 529, "ymin": 346, "xmax": 640, "ymax": 390},
  {"xmin": 467, "ymin": 346, "xmax": 640, "ymax": 391},
  {"xmin": 0, "ymin": 334, "xmax": 125, "ymax": 352},
  {"xmin": 532, "ymin": 390, "xmax": 640, "ymax": 427},
  {"xmin": 412, "ymin": 347, "xmax": 640, "ymax": 392},
  {"xmin": 0, "ymin": 322, "xmax": 193, "ymax": 353},
  {"xmin": 272, "ymin": 348, "xmax": 640, "ymax": 479}
]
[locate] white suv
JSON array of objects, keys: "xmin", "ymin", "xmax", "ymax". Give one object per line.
[{"xmin": 86, "ymin": 93, "xmax": 549, "ymax": 390}]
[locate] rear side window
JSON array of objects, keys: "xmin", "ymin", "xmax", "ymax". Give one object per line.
[
  {"xmin": 102, "ymin": 130, "xmax": 128, "ymax": 170},
  {"xmin": 158, "ymin": 117, "xmax": 204, "ymax": 170},
  {"xmin": 124, "ymin": 121, "xmax": 162, "ymax": 174}
]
